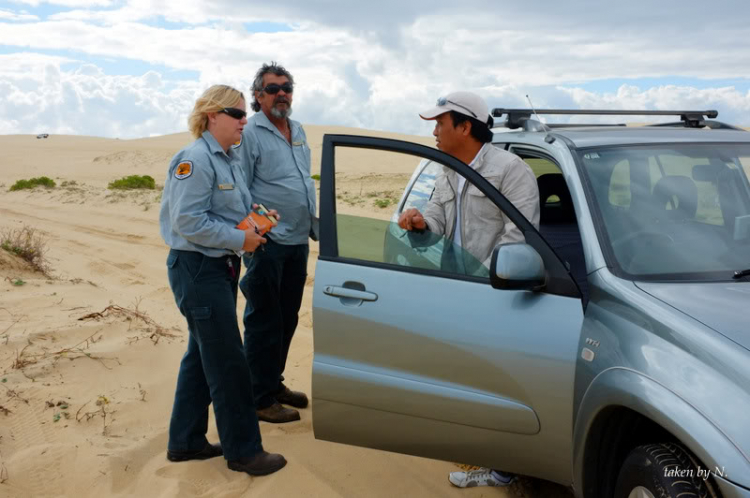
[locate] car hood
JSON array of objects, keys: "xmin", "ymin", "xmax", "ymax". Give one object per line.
[{"xmin": 635, "ymin": 281, "xmax": 750, "ymax": 351}]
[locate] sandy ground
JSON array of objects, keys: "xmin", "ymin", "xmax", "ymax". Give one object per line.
[{"xmin": 0, "ymin": 128, "xmax": 573, "ymax": 498}]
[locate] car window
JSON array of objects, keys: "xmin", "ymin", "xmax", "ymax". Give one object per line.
[
  {"xmin": 524, "ymin": 156, "xmax": 560, "ymax": 177},
  {"xmin": 579, "ymin": 144, "xmax": 750, "ymax": 279},
  {"xmin": 509, "ymin": 150, "xmax": 590, "ymax": 303},
  {"xmin": 400, "ymin": 159, "xmax": 442, "ymax": 214},
  {"xmin": 523, "ymin": 156, "xmax": 561, "ymax": 200},
  {"xmin": 333, "ymin": 147, "xmax": 516, "ymax": 280},
  {"xmin": 595, "ymin": 152, "xmax": 725, "ymax": 225}
]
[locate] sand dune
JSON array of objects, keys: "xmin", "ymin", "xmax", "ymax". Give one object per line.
[{"xmin": 0, "ymin": 128, "xmax": 571, "ymax": 497}]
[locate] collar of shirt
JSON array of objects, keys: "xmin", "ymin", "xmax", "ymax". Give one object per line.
[
  {"xmin": 253, "ymin": 111, "xmax": 302, "ymax": 143},
  {"xmin": 468, "ymin": 143, "xmax": 487, "ymax": 168},
  {"xmin": 201, "ymin": 130, "xmax": 235, "ymax": 160},
  {"xmin": 445, "ymin": 142, "xmax": 487, "ymax": 192}
]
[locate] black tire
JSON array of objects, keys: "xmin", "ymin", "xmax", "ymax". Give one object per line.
[{"xmin": 614, "ymin": 443, "xmax": 721, "ymax": 498}]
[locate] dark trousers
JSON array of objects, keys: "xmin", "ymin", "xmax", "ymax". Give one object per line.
[
  {"xmin": 166, "ymin": 249, "xmax": 263, "ymax": 461},
  {"xmin": 240, "ymin": 238, "xmax": 308, "ymax": 409}
]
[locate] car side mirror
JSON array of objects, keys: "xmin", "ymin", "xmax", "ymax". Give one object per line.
[{"xmin": 490, "ymin": 243, "xmax": 546, "ymax": 291}]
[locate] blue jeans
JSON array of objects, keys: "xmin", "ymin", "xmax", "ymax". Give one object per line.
[
  {"xmin": 240, "ymin": 238, "xmax": 309, "ymax": 409},
  {"xmin": 166, "ymin": 249, "xmax": 263, "ymax": 461}
]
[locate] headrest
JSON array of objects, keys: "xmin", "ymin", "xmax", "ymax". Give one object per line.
[{"xmin": 652, "ymin": 175, "xmax": 698, "ymax": 219}]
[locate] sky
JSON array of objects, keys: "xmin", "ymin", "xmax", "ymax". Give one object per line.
[{"xmin": 1, "ymin": 0, "xmax": 750, "ymax": 138}]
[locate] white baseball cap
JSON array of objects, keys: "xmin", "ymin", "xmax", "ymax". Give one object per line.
[{"xmin": 419, "ymin": 91, "xmax": 491, "ymax": 126}]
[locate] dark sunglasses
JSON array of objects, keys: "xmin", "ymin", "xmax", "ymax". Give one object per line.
[
  {"xmin": 219, "ymin": 107, "xmax": 247, "ymax": 120},
  {"xmin": 262, "ymin": 83, "xmax": 294, "ymax": 94},
  {"xmin": 436, "ymin": 96, "xmax": 477, "ymax": 118}
]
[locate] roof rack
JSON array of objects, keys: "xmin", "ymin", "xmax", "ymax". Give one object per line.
[
  {"xmin": 646, "ymin": 120, "xmax": 744, "ymax": 131},
  {"xmin": 491, "ymin": 108, "xmax": 721, "ymax": 130}
]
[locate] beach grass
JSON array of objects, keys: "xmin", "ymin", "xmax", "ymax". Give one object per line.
[
  {"xmin": 9, "ymin": 176, "xmax": 56, "ymax": 191},
  {"xmin": 108, "ymin": 175, "xmax": 156, "ymax": 190}
]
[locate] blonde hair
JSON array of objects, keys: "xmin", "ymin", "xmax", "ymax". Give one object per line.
[{"xmin": 188, "ymin": 85, "xmax": 245, "ymax": 139}]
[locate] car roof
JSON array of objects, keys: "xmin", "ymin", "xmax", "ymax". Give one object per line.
[{"xmin": 494, "ymin": 126, "xmax": 750, "ymax": 149}]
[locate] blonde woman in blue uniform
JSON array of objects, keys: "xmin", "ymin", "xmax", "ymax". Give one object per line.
[{"xmin": 159, "ymin": 84, "xmax": 286, "ymax": 476}]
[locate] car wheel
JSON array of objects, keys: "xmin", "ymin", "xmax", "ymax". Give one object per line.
[{"xmin": 614, "ymin": 443, "xmax": 720, "ymax": 498}]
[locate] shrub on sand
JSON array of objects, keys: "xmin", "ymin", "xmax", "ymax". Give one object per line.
[
  {"xmin": 108, "ymin": 175, "xmax": 156, "ymax": 190},
  {"xmin": 9, "ymin": 177, "xmax": 56, "ymax": 191},
  {"xmin": 0, "ymin": 225, "xmax": 51, "ymax": 275}
]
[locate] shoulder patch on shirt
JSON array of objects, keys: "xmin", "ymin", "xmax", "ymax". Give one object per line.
[
  {"xmin": 175, "ymin": 161, "xmax": 193, "ymax": 180},
  {"xmin": 231, "ymin": 137, "xmax": 242, "ymax": 149}
]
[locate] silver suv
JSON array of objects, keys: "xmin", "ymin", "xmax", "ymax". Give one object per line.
[{"xmin": 311, "ymin": 109, "xmax": 750, "ymax": 497}]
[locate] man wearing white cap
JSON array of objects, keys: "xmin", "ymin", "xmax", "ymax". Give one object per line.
[
  {"xmin": 399, "ymin": 92, "xmax": 539, "ymax": 487},
  {"xmin": 398, "ymin": 91, "xmax": 540, "ymax": 270}
]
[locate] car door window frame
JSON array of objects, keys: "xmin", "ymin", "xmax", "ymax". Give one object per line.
[
  {"xmin": 319, "ymin": 134, "xmax": 580, "ymax": 298},
  {"xmin": 510, "ymin": 145, "xmax": 588, "ymax": 301}
]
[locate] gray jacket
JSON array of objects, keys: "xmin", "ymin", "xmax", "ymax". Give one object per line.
[{"xmin": 423, "ymin": 144, "xmax": 540, "ymax": 266}]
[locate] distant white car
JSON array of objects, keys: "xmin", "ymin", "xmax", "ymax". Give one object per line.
[{"xmin": 36, "ymin": 133, "xmax": 49, "ymax": 139}]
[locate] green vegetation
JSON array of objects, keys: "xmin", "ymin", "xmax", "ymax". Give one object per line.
[
  {"xmin": 337, "ymin": 192, "xmax": 365, "ymax": 207},
  {"xmin": 368, "ymin": 190, "xmax": 399, "ymax": 209},
  {"xmin": 60, "ymin": 180, "xmax": 78, "ymax": 187},
  {"xmin": 9, "ymin": 176, "xmax": 56, "ymax": 191},
  {"xmin": 108, "ymin": 175, "xmax": 156, "ymax": 190},
  {"xmin": 0, "ymin": 225, "xmax": 51, "ymax": 275},
  {"xmin": 373, "ymin": 198, "xmax": 393, "ymax": 208}
]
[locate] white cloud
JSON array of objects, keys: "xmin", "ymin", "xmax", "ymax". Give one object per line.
[
  {"xmin": 0, "ymin": 55, "xmax": 199, "ymax": 137},
  {"xmin": 47, "ymin": 0, "xmax": 211, "ymax": 24},
  {"xmin": 11, "ymin": 0, "xmax": 113, "ymax": 7},
  {"xmin": 1, "ymin": 0, "xmax": 750, "ymax": 137},
  {"xmin": 0, "ymin": 8, "xmax": 38, "ymax": 21},
  {"xmin": 556, "ymin": 85, "xmax": 750, "ymax": 126}
]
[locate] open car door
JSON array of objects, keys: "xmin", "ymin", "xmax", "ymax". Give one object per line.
[{"xmin": 312, "ymin": 135, "xmax": 584, "ymax": 484}]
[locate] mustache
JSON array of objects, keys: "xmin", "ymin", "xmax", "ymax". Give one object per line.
[{"xmin": 274, "ymin": 97, "xmax": 290, "ymax": 104}]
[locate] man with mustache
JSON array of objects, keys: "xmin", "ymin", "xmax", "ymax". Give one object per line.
[{"xmin": 236, "ymin": 62, "xmax": 317, "ymax": 424}]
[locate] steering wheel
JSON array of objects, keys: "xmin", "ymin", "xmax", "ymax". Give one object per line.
[
  {"xmin": 611, "ymin": 231, "xmax": 675, "ymax": 269},
  {"xmin": 611, "ymin": 230, "xmax": 675, "ymax": 252}
]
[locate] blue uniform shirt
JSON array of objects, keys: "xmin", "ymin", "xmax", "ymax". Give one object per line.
[
  {"xmin": 160, "ymin": 131, "xmax": 253, "ymax": 257},
  {"xmin": 236, "ymin": 112, "xmax": 316, "ymax": 245}
]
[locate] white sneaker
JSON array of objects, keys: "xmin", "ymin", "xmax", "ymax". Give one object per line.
[{"xmin": 449, "ymin": 468, "xmax": 516, "ymax": 488}]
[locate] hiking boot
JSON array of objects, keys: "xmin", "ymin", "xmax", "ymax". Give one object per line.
[
  {"xmin": 256, "ymin": 402, "xmax": 300, "ymax": 423},
  {"xmin": 448, "ymin": 468, "xmax": 516, "ymax": 488},
  {"xmin": 167, "ymin": 442, "xmax": 223, "ymax": 462},
  {"xmin": 228, "ymin": 451, "xmax": 287, "ymax": 476},
  {"xmin": 274, "ymin": 384, "xmax": 309, "ymax": 409}
]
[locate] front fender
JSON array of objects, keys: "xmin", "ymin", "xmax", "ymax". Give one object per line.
[{"xmin": 573, "ymin": 367, "xmax": 750, "ymax": 494}]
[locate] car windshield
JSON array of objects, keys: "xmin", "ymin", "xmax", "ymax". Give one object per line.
[{"xmin": 579, "ymin": 143, "xmax": 750, "ymax": 281}]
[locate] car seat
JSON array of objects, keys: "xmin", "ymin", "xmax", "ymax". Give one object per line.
[{"xmin": 651, "ymin": 175, "xmax": 698, "ymax": 221}]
